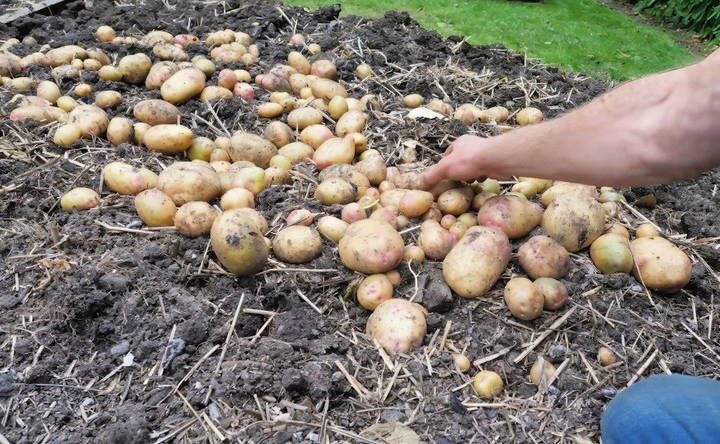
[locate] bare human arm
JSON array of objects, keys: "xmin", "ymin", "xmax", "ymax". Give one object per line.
[{"xmin": 422, "ymin": 48, "xmax": 720, "ymax": 188}]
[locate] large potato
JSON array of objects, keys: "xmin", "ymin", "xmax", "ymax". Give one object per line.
[
  {"xmin": 174, "ymin": 201, "xmax": 218, "ymax": 236},
  {"xmin": 630, "ymin": 237, "xmax": 692, "ymax": 293},
  {"xmin": 339, "ymin": 219, "xmax": 404, "ymax": 273},
  {"xmin": 118, "ymin": 53, "xmax": 152, "ymax": 83},
  {"xmin": 133, "ymin": 99, "xmax": 181, "ymax": 125},
  {"xmin": 518, "ymin": 235, "xmax": 571, "ymax": 279},
  {"xmin": 417, "ymin": 220, "xmax": 454, "ymax": 260},
  {"xmin": 157, "ymin": 161, "xmax": 222, "ymax": 205},
  {"xmin": 44, "ymin": 45, "xmax": 86, "ymax": 67},
  {"xmin": 146, "ymin": 61, "xmax": 179, "ymax": 89},
  {"xmin": 590, "ymin": 233, "xmax": 633, "ymax": 274},
  {"xmin": 10, "ymin": 105, "xmax": 65, "ymax": 123},
  {"xmin": 211, "ymin": 209, "xmax": 269, "ymax": 275},
  {"xmin": 143, "ymin": 124, "xmax": 193, "ymax": 153},
  {"xmin": 103, "ymin": 161, "xmax": 158, "ymax": 195},
  {"xmin": 503, "ymin": 277, "xmax": 543, "ymax": 321},
  {"xmin": 366, "ymin": 299, "xmax": 427, "ymax": 353},
  {"xmin": 61, "ymin": 187, "xmax": 100, "ymax": 212},
  {"xmin": 228, "ymin": 132, "xmax": 278, "ymax": 168},
  {"xmin": 272, "ymin": 226, "xmax": 322, "ymax": 264},
  {"xmin": 160, "ymin": 68, "xmax": 206, "ymax": 104},
  {"xmin": 478, "ymin": 194, "xmax": 542, "ymax": 239},
  {"xmin": 541, "ymin": 194, "xmax": 605, "ymax": 252},
  {"xmin": 442, "ymin": 226, "xmax": 511, "ymax": 298},
  {"xmin": 68, "ymin": 105, "xmax": 108, "ymax": 137},
  {"xmin": 135, "ymin": 188, "xmax": 177, "ymax": 226},
  {"xmin": 0, "ymin": 53, "xmax": 22, "ymax": 76}
]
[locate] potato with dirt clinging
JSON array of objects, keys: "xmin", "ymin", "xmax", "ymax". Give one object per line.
[
  {"xmin": 53, "ymin": 124, "xmax": 82, "ymax": 148},
  {"xmin": 541, "ymin": 181, "xmax": 598, "ymax": 207},
  {"xmin": 315, "ymin": 178, "xmax": 355, "ymax": 205},
  {"xmin": 95, "ymin": 90, "xmax": 122, "ymax": 109},
  {"xmin": 61, "ymin": 187, "xmax": 100, "ymax": 212},
  {"xmin": 173, "ymin": 201, "xmax": 218, "ymax": 236},
  {"xmin": 477, "ymin": 194, "xmax": 543, "ymax": 239},
  {"xmin": 134, "ymin": 188, "xmax": 177, "ymax": 226},
  {"xmin": 630, "ymin": 236, "xmax": 692, "ymax": 293},
  {"xmin": 472, "ymin": 371, "xmax": 504, "ymax": 398},
  {"xmin": 143, "ymin": 124, "xmax": 193, "ymax": 154},
  {"xmin": 355, "ymin": 156, "xmax": 387, "ymax": 186},
  {"xmin": 317, "ymin": 216, "xmax": 348, "ymax": 243},
  {"xmin": 201, "ymin": 86, "xmax": 233, "ymax": 103},
  {"xmin": 437, "ymin": 187, "xmax": 473, "ymax": 216},
  {"xmin": 417, "ymin": 220, "xmax": 454, "ymax": 261},
  {"xmin": 228, "ymin": 132, "xmax": 277, "ymax": 168},
  {"xmin": 133, "ymin": 99, "xmax": 181, "ymax": 126},
  {"xmin": 598, "ymin": 347, "xmax": 617, "ymax": 366},
  {"xmin": 518, "ymin": 235, "xmax": 571, "ymax": 279},
  {"xmin": 339, "ymin": 219, "xmax": 404, "ymax": 273},
  {"xmin": 542, "ymin": 193, "xmax": 605, "ymax": 252},
  {"xmin": 590, "ymin": 233, "xmax": 633, "ymax": 274},
  {"xmin": 443, "ymin": 226, "xmax": 511, "ymax": 298},
  {"xmin": 357, "ymin": 274, "xmax": 393, "ymax": 310},
  {"xmin": 96, "ymin": 25, "xmax": 116, "ymax": 42},
  {"xmin": 211, "ymin": 209, "xmax": 269, "ymax": 276},
  {"xmin": 107, "ymin": 117, "xmax": 133, "ymax": 146},
  {"xmin": 103, "ymin": 161, "xmax": 158, "ymax": 195},
  {"xmin": 533, "ymin": 277, "xmax": 568, "ymax": 310},
  {"xmin": 366, "ymin": 299, "xmax": 426, "ymax": 353},
  {"xmin": 145, "ymin": 61, "xmax": 179, "ymax": 89},
  {"xmin": 504, "ymin": 277, "xmax": 544, "ymax": 321},
  {"xmin": 117, "ymin": 53, "xmax": 152, "ymax": 84},
  {"xmin": 272, "ymin": 226, "xmax": 322, "ymax": 264},
  {"xmin": 160, "ymin": 68, "xmax": 206, "ymax": 104},
  {"xmin": 157, "ymin": 161, "xmax": 221, "ymax": 205},
  {"xmin": 335, "ymin": 110, "xmax": 368, "ymax": 137}
]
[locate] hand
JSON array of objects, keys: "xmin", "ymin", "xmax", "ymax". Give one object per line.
[{"xmin": 422, "ymin": 134, "xmax": 495, "ymax": 189}]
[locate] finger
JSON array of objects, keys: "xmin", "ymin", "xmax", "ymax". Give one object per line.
[
  {"xmin": 421, "ymin": 162, "xmax": 446, "ymax": 190},
  {"xmin": 442, "ymin": 144, "xmax": 454, "ymax": 158}
]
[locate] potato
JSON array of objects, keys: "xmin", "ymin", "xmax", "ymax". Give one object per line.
[
  {"xmin": 541, "ymin": 194, "xmax": 605, "ymax": 252},
  {"xmin": 418, "ymin": 220, "xmax": 455, "ymax": 261},
  {"xmin": 87, "ymin": 48, "xmax": 111, "ymax": 66},
  {"xmin": 61, "ymin": 187, "xmax": 100, "ymax": 212},
  {"xmin": 458, "ymin": 213, "xmax": 478, "ymax": 228},
  {"xmin": 0, "ymin": 53, "xmax": 23, "ymax": 77},
  {"xmin": 83, "ymin": 59, "xmax": 102, "ymax": 71},
  {"xmin": 477, "ymin": 194, "xmax": 542, "ymax": 239},
  {"xmin": 338, "ymin": 219, "xmax": 403, "ymax": 273},
  {"xmin": 45, "ymin": 45, "xmax": 86, "ymax": 67},
  {"xmin": 366, "ymin": 298, "xmax": 426, "ymax": 353},
  {"xmin": 220, "ymin": 188, "xmax": 255, "ymax": 210},
  {"xmin": 597, "ymin": 347, "xmax": 617, "ymax": 366},
  {"xmin": 403, "ymin": 94, "xmax": 424, "ymax": 108},
  {"xmin": 530, "ymin": 356, "xmax": 556, "ymax": 386},
  {"xmin": 353, "ymin": 63, "xmax": 372, "ymax": 80},
  {"xmin": 630, "ymin": 237, "xmax": 691, "ymax": 293},
  {"xmin": 142, "ymin": 124, "xmax": 193, "ymax": 153},
  {"xmin": 255, "ymin": 102, "xmax": 282, "ymax": 118},
  {"xmin": 286, "ymin": 209, "xmax": 314, "ymax": 226},
  {"xmin": 516, "ymin": 107, "xmax": 544, "ymax": 126},
  {"xmin": 453, "ymin": 103, "xmax": 482, "ymax": 124},
  {"xmin": 193, "ymin": 58, "xmax": 216, "ymax": 76},
  {"xmin": 231, "ymin": 82, "xmax": 253, "ymax": 100},
  {"xmin": 314, "ymin": 178, "xmax": 355, "ymax": 205},
  {"xmin": 541, "ymin": 182, "xmax": 598, "ymax": 207},
  {"xmin": 327, "ymin": 96, "xmax": 348, "ymax": 120},
  {"xmin": 335, "ymin": 110, "xmax": 368, "ymax": 137},
  {"xmin": 72, "ymin": 83, "xmax": 91, "ymax": 97},
  {"xmin": 56, "ymin": 96, "xmax": 78, "ymax": 112},
  {"xmin": 313, "ymin": 217, "xmax": 346, "ymax": 244},
  {"xmin": 68, "ymin": 105, "xmax": 108, "ymax": 137},
  {"xmin": 269, "ymin": 155, "xmax": 292, "ymax": 171},
  {"xmin": 355, "ymin": 156, "xmax": 387, "ymax": 186},
  {"xmin": 10, "ymin": 105, "xmax": 67, "ymax": 123},
  {"xmin": 95, "ymin": 90, "xmax": 122, "ymax": 109},
  {"xmin": 117, "ymin": 53, "xmax": 151, "ymax": 84},
  {"xmin": 318, "ymin": 166, "xmax": 368, "ymax": 191},
  {"xmin": 379, "ymin": 189, "xmax": 406, "ymax": 209},
  {"xmin": 200, "ymin": 86, "xmax": 233, "ymax": 103},
  {"xmin": 313, "ymin": 137, "xmax": 355, "ymax": 170},
  {"xmin": 341, "ymin": 202, "xmax": 367, "ymax": 224},
  {"xmin": 36, "ymin": 80, "xmax": 61, "ymax": 104},
  {"xmin": 442, "ymin": 225, "xmax": 511, "ymax": 298},
  {"xmin": 141, "ymin": 30, "xmax": 174, "ymax": 47},
  {"xmin": 503, "ymin": 277, "xmax": 543, "ymax": 321},
  {"xmin": 472, "ymin": 371, "xmax": 503, "ymax": 398},
  {"xmin": 153, "ymin": 42, "xmax": 188, "ymax": 62},
  {"xmin": 606, "ymin": 223, "xmax": 630, "ymax": 240},
  {"xmin": 590, "ymin": 233, "xmax": 633, "ymax": 274},
  {"xmin": 227, "ymin": 132, "xmax": 277, "ymax": 168},
  {"xmin": 427, "ymin": 98, "xmax": 453, "ymax": 116},
  {"xmin": 299, "ymin": 124, "xmax": 332, "ymax": 149},
  {"xmin": 308, "ymin": 59, "xmax": 334, "ymax": 78},
  {"xmin": 287, "ymin": 107, "xmax": 323, "ymax": 130},
  {"xmin": 356, "ymin": 274, "xmax": 393, "ymax": 311},
  {"xmin": 636, "ymin": 223, "xmax": 660, "ymax": 238},
  {"xmin": 144, "ymin": 61, "xmax": 179, "ymax": 89},
  {"xmin": 309, "ymin": 78, "xmax": 347, "ymax": 100},
  {"xmin": 285, "ymin": 51, "xmax": 309, "ymax": 75},
  {"xmin": 12, "ymin": 96, "xmax": 50, "ymax": 108},
  {"xmin": 102, "ymin": 162, "xmax": 157, "ymax": 195},
  {"xmin": 172, "ymin": 201, "xmax": 218, "ymax": 236},
  {"xmin": 175, "ymin": 34, "xmax": 200, "ymax": 47},
  {"xmin": 107, "ymin": 117, "xmax": 133, "ymax": 146},
  {"xmin": 392, "ymin": 172, "xmax": 423, "ymax": 191},
  {"xmin": 157, "ymin": 161, "xmax": 221, "ymax": 205},
  {"xmin": 398, "ymin": 190, "xmax": 433, "ymax": 218},
  {"xmin": 211, "ymin": 209, "xmax": 269, "ymax": 275},
  {"xmin": 53, "ymin": 124, "xmax": 82, "ymax": 149},
  {"xmin": 437, "ymin": 188, "xmax": 472, "ymax": 216},
  {"xmin": 134, "ymin": 189, "xmax": 177, "ymax": 226},
  {"xmin": 370, "ymin": 206, "xmax": 399, "ymax": 229},
  {"xmin": 448, "ymin": 221, "xmax": 467, "ymax": 240},
  {"xmin": 132, "ymin": 99, "xmax": 180, "ymax": 126},
  {"xmin": 533, "ymin": 277, "xmax": 568, "ymax": 311},
  {"xmin": 160, "ymin": 68, "xmax": 206, "ymax": 104},
  {"xmin": 347, "ymin": 132, "xmax": 368, "ymax": 154},
  {"xmin": 227, "ymin": 166, "xmax": 266, "ymax": 195},
  {"xmin": 440, "ymin": 214, "xmax": 457, "ymax": 230},
  {"xmin": 481, "ymin": 106, "xmax": 509, "ymax": 123},
  {"xmin": 51, "ymin": 65, "xmax": 79, "ymax": 79},
  {"xmin": 518, "ymin": 235, "xmax": 570, "ymax": 279},
  {"xmin": 96, "ymin": 25, "xmax": 116, "ymax": 42},
  {"xmin": 188, "ymin": 137, "xmax": 216, "ymax": 161},
  {"xmin": 134, "ymin": 123, "xmax": 151, "ymax": 145},
  {"xmin": 278, "ymin": 142, "xmax": 314, "ymax": 165},
  {"xmin": 99, "ymin": 65, "xmax": 123, "ymax": 82},
  {"xmin": 450, "ymin": 353, "xmax": 471, "ymax": 373},
  {"xmin": 272, "ymin": 226, "xmax": 322, "ymax": 264}
]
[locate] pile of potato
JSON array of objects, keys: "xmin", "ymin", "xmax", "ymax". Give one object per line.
[{"xmin": 2, "ymin": 24, "xmax": 693, "ymax": 400}]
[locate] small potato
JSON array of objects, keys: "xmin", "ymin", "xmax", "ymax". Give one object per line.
[
  {"xmin": 437, "ymin": 188, "xmax": 472, "ymax": 216},
  {"xmin": 217, "ymin": 69, "xmax": 237, "ymax": 90},
  {"xmin": 86, "ymin": 48, "xmax": 111, "ymax": 66},
  {"xmin": 118, "ymin": 53, "xmax": 152, "ymax": 84},
  {"xmin": 200, "ymin": 86, "xmax": 233, "ymax": 102},
  {"xmin": 153, "ymin": 42, "xmax": 189, "ymax": 61},
  {"xmin": 174, "ymin": 201, "xmax": 218, "ymax": 236},
  {"xmin": 300, "ymin": 124, "xmax": 333, "ymax": 149},
  {"xmin": 318, "ymin": 216, "xmax": 348, "ymax": 243},
  {"xmin": 287, "ymin": 51, "xmax": 310, "ymax": 74},
  {"xmin": 403, "ymin": 94, "xmax": 424, "ymax": 108},
  {"xmin": 145, "ymin": 61, "xmax": 179, "ymax": 89},
  {"xmin": 157, "ymin": 161, "xmax": 222, "ymax": 205},
  {"xmin": 99, "ymin": 65, "xmax": 123, "ymax": 81},
  {"xmin": 453, "ymin": 103, "xmax": 482, "ymax": 124},
  {"xmin": 355, "ymin": 63, "xmax": 373, "ymax": 80},
  {"xmin": 478, "ymin": 194, "xmax": 543, "ymax": 239},
  {"xmin": 341, "ymin": 202, "xmax": 367, "ymax": 224},
  {"xmin": 135, "ymin": 188, "xmax": 177, "ymax": 226},
  {"xmin": 347, "ymin": 132, "xmax": 368, "ymax": 153},
  {"xmin": 440, "ymin": 215, "xmax": 457, "ymax": 230},
  {"xmin": 309, "ymin": 78, "xmax": 347, "ymax": 100},
  {"xmin": 107, "ymin": 117, "xmax": 133, "ymax": 146},
  {"xmin": 96, "ymin": 25, "xmax": 116, "ymax": 42},
  {"xmin": 220, "ymin": 188, "xmax": 255, "ymax": 210},
  {"xmin": 448, "ymin": 221, "xmax": 467, "ymax": 240},
  {"xmin": 36, "ymin": 80, "xmax": 61, "ymax": 104},
  {"xmin": 188, "ymin": 137, "xmax": 216, "ymax": 161},
  {"xmin": 472, "ymin": 192, "xmax": 496, "ymax": 210},
  {"xmin": 74, "ymin": 83, "xmax": 92, "ymax": 96},
  {"xmin": 51, "ymin": 65, "xmax": 79, "ymax": 79},
  {"xmin": 215, "ymin": 136, "xmax": 231, "ymax": 151},
  {"xmin": 518, "ymin": 235, "xmax": 571, "ymax": 279},
  {"xmin": 630, "ymin": 236, "xmax": 691, "ymax": 293},
  {"xmin": 504, "ymin": 277, "xmax": 543, "ymax": 321},
  {"xmin": 427, "ymin": 98, "xmax": 452, "ymax": 116},
  {"xmin": 228, "ymin": 132, "xmax": 278, "ymax": 168},
  {"xmin": 278, "ymin": 142, "xmax": 314, "ymax": 165},
  {"xmin": 134, "ymin": 123, "xmax": 151, "ymax": 145},
  {"xmin": 61, "ymin": 187, "xmax": 100, "ymax": 212},
  {"xmin": 193, "ymin": 58, "xmax": 216, "ymax": 76},
  {"xmin": 598, "ymin": 347, "xmax": 617, "ymax": 366},
  {"xmin": 357, "ymin": 274, "xmax": 393, "ymax": 310},
  {"xmin": 315, "ymin": 178, "xmax": 355, "ymax": 205},
  {"xmin": 211, "ymin": 209, "xmax": 269, "ymax": 275},
  {"xmin": 289, "ymin": 33, "xmax": 305, "ymax": 46},
  {"xmin": 161, "ymin": 68, "xmax": 206, "ymax": 104},
  {"xmin": 530, "ymin": 357, "xmax": 556, "ymax": 386},
  {"xmin": 481, "ymin": 106, "xmax": 509, "ymax": 123},
  {"xmin": 340, "ymin": 219, "xmax": 403, "ymax": 273},
  {"xmin": 404, "ymin": 245, "xmax": 425, "ymax": 262},
  {"xmin": 636, "ymin": 223, "xmax": 660, "ymax": 238},
  {"xmin": 269, "ymin": 155, "xmax": 292, "ymax": 171},
  {"xmin": 399, "ymin": 190, "xmax": 434, "ymax": 218},
  {"xmin": 227, "ymin": 166, "xmax": 267, "ymax": 195},
  {"xmin": 541, "ymin": 182, "xmax": 598, "ymax": 207},
  {"xmin": 313, "ymin": 137, "xmax": 355, "ymax": 170},
  {"xmin": 310, "ymin": 59, "xmax": 336, "ymax": 79},
  {"xmin": 458, "ymin": 213, "xmax": 477, "ymax": 227},
  {"xmin": 95, "ymin": 90, "xmax": 122, "ymax": 109},
  {"xmin": 328, "ymin": 96, "xmax": 348, "ymax": 120},
  {"xmin": 307, "ymin": 43, "xmax": 321, "ymax": 54},
  {"xmin": 355, "ymin": 156, "xmax": 387, "ymax": 186},
  {"xmin": 453, "ymin": 354, "xmax": 471, "ymax": 373},
  {"xmin": 533, "ymin": 277, "xmax": 568, "ymax": 310},
  {"xmin": 56, "ymin": 96, "xmax": 78, "ymax": 112},
  {"xmin": 143, "ymin": 124, "xmax": 193, "ymax": 153},
  {"xmin": 287, "ymin": 107, "xmax": 323, "ymax": 130},
  {"xmin": 286, "ymin": 209, "xmax": 314, "ymax": 226},
  {"xmin": 234, "ymin": 69, "xmax": 251, "ymax": 82},
  {"xmin": 272, "ymin": 226, "xmax": 322, "ymax": 264},
  {"xmin": 418, "ymin": 220, "xmax": 455, "ymax": 261},
  {"xmin": 53, "ymin": 124, "xmax": 82, "ymax": 148},
  {"xmin": 133, "ymin": 99, "xmax": 181, "ymax": 126},
  {"xmin": 175, "ymin": 34, "xmax": 200, "ymax": 47},
  {"xmin": 68, "ymin": 105, "xmax": 109, "ymax": 137},
  {"xmin": 258, "ymin": 102, "xmax": 284, "ymax": 118},
  {"xmin": 103, "ymin": 161, "xmax": 158, "ymax": 195},
  {"xmin": 366, "ymin": 299, "xmax": 427, "ymax": 353},
  {"xmin": 233, "ymin": 82, "xmax": 255, "ymax": 100},
  {"xmin": 472, "ymin": 371, "xmax": 504, "ymax": 399},
  {"xmin": 541, "ymin": 194, "xmax": 605, "ymax": 252},
  {"xmin": 590, "ymin": 233, "xmax": 633, "ymax": 274},
  {"xmin": 335, "ymin": 110, "xmax": 368, "ymax": 137},
  {"xmin": 516, "ymin": 107, "xmax": 544, "ymax": 126},
  {"xmin": 83, "ymin": 59, "xmax": 102, "ymax": 71}
]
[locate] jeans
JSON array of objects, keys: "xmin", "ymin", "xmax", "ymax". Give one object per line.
[{"xmin": 602, "ymin": 375, "xmax": 720, "ymax": 444}]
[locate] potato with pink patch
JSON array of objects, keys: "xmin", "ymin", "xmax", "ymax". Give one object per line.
[
  {"xmin": 357, "ymin": 274, "xmax": 394, "ymax": 310},
  {"xmin": 630, "ymin": 237, "xmax": 692, "ymax": 293},
  {"xmin": 477, "ymin": 194, "xmax": 542, "ymax": 239},
  {"xmin": 103, "ymin": 161, "xmax": 158, "ymax": 195},
  {"xmin": 418, "ymin": 220, "xmax": 455, "ymax": 260},
  {"xmin": 366, "ymin": 299, "xmax": 427, "ymax": 353},
  {"xmin": 518, "ymin": 235, "xmax": 571, "ymax": 279},
  {"xmin": 339, "ymin": 219, "xmax": 404, "ymax": 273}
]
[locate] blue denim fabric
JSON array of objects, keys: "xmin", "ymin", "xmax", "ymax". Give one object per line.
[{"xmin": 602, "ymin": 375, "xmax": 720, "ymax": 444}]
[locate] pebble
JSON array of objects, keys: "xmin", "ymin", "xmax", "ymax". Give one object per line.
[{"xmin": 110, "ymin": 341, "xmax": 130, "ymax": 356}]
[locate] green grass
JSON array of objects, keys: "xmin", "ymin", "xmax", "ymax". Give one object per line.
[{"xmin": 284, "ymin": 0, "xmax": 698, "ymax": 80}]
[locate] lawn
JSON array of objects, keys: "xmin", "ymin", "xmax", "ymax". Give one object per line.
[{"xmin": 284, "ymin": 0, "xmax": 698, "ymax": 80}]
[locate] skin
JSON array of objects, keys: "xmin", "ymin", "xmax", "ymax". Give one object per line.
[{"xmin": 423, "ymin": 48, "xmax": 720, "ymax": 187}]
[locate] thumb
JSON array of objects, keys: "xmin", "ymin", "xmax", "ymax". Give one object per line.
[{"xmin": 421, "ymin": 162, "xmax": 446, "ymax": 190}]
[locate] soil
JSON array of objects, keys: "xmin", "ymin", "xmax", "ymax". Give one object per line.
[{"xmin": 1, "ymin": 1, "xmax": 719, "ymax": 443}]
